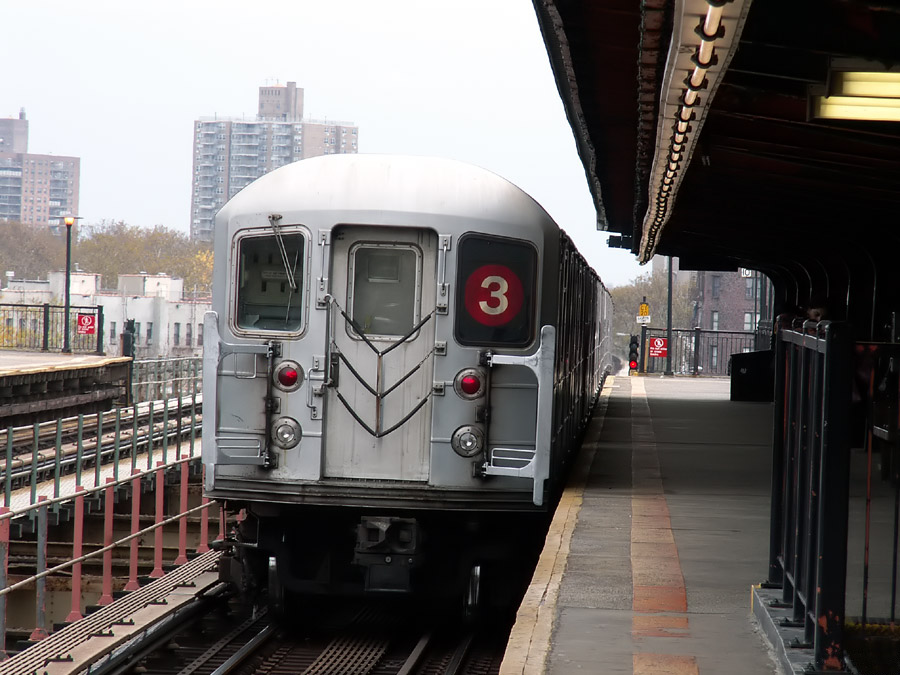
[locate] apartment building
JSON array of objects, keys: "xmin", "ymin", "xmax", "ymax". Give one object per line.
[
  {"xmin": 190, "ymin": 82, "xmax": 359, "ymax": 241},
  {"xmin": 0, "ymin": 110, "xmax": 80, "ymax": 228}
]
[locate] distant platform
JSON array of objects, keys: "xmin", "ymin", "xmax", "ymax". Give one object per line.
[{"xmin": 0, "ymin": 350, "xmax": 131, "ymax": 427}]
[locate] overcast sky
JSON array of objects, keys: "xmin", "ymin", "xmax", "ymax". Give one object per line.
[{"xmin": 5, "ymin": 0, "xmax": 645, "ymax": 286}]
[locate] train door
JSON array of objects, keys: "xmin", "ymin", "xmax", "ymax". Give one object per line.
[{"xmin": 324, "ymin": 226, "xmax": 437, "ymax": 481}]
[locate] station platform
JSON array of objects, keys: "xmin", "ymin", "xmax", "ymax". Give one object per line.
[
  {"xmin": 0, "ymin": 350, "xmax": 130, "ymax": 427},
  {"xmin": 503, "ymin": 376, "xmax": 779, "ymax": 675}
]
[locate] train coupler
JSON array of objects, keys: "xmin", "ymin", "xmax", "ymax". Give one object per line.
[{"xmin": 353, "ymin": 516, "xmax": 421, "ymax": 592}]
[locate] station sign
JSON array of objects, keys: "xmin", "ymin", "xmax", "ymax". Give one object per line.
[
  {"xmin": 648, "ymin": 336, "xmax": 668, "ymax": 358},
  {"xmin": 76, "ymin": 313, "xmax": 97, "ymax": 335}
]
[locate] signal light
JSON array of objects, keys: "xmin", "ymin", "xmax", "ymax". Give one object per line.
[
  {"xmin": 273, "ymin": 360, "xmax": 304, "ymax": 392},
  {"xmin": 454, "ymin": 368, "xmax": 486, "ymax": 399},
  {"xmin": 628, "ymin": 335, "xmax": 640, "ymax": 373}
]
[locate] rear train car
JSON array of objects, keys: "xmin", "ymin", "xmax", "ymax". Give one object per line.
[{"xmin": 202, "ymin": 155, "xmax": 612, "ymax": 598}]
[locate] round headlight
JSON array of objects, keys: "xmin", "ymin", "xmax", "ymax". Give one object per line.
[
  {"xmin": 274, "ymin": 360, "xmax": 304, "ymax": 392},
  {"xmin": 271, "ymin": 417, "xmax": 302, "ymax": 449},
  {"xmin": 453, "ymin": 368, "xmax": 486, "ymax": 400},
  {"xmin": 451, "ymin": 425, "xmax": 485, "ymax": 458}
]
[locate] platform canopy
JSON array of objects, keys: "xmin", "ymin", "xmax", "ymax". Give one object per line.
[{"xmin": 534, "ymin": 0, "xmax": 900, "ymax": 334}]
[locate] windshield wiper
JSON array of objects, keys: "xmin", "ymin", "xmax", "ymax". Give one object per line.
[{"xmin": 268, "ymin": 213, "xmax": 298, "ymax": 291}]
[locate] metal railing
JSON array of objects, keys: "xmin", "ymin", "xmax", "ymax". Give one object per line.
[
  {"xmin": 640, "ymin": 326, "xmax": 759, "ymax": 376},
  {"xmin": 767, "ymin": 316, "xmax": 852, "ymax": 671},
  {"xmin": 0, "ymin": 303, "xmax": 104, "ymax": 354},
  {"xmin": 0, "ymin": 389, "xmax": 221, "ymax": 654},
  {"xmin": 132, "ymin": 357, "xmax": 202, "ymax": 403}
]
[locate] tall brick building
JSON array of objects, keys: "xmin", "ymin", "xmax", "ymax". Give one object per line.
[
  {"xmin": 0, "ymin": 109, "xmax": 80, "ymax": 228},
  {"xmin": 190, "ymin": 82, "xmax": 359, "ymax": 242}
]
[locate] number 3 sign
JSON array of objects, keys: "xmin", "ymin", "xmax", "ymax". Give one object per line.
[{"xmin": 464, "ymin": 264, "xmax": 524, "ymax": 326}]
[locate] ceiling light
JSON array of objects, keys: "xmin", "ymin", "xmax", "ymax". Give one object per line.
[{"xmin": 813, "ymin": 71, "xmax": 900, "ymax": 121}]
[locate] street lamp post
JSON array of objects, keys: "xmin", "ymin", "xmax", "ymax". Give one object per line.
[{"xmin": 61, "ymin": 215, "xmax": 81, "ymax": 353}]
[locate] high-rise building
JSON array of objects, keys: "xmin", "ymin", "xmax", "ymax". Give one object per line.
[
  {"xmin": 0, "ymin": 109, "xmax": 80, "ymax": 228},
  {"xmin": 190, "ymin": 82, "xmax": 359, "ymax": 242}
]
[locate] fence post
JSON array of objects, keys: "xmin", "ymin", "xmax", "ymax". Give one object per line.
[
  {"xmin": 41, "ymin": 303, "xmax": 50, "ymax": 352},
  {"xmin": 96, "ymin": 305, "xmax": 105, "ymax": 355},
  {"xmin": 767, "ymin": 317, "xmax": 788, "ymax": 586},
  {"xmin": 813, "ymin": 321, "xmax": 853, "ymax": 670},
  {"xmin": 693, "ymin": 327, "xmax": 701, "ymax": 376}
]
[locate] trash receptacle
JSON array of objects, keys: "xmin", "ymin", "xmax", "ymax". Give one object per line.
[{"xmin": 730, "ymin": 350, "xmax": 775, "ymax": 402}]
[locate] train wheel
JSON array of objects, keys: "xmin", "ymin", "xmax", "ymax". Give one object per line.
[{"xmin": 463, "ymin": 564, "xmax": 482, "ymax": 622}]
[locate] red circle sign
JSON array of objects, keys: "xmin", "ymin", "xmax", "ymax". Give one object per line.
[{"xmin": 464, "ymin": 264, "xmax": 524, "ymax": 326}]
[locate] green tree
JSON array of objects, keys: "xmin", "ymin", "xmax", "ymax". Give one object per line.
[
  {"xmin": 609, "ymin": 266, "xmax": 696, "ymax": 362},
  {"xmin": 0, "ymin": 220, "xmax": 66, "ymax": 283}
]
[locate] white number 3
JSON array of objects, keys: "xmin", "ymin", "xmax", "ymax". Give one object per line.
[{"xmin": 479, "ymin": 275, "xmax": 509, "ymax": 315}]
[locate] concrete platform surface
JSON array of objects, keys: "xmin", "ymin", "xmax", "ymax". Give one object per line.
[
  {"xmin": 0, "ymin": 350, "xmax": 128, "ymax": 375},
  {"xmin": 502, "ymin": 376, "xmax": 782, "ymax": 675}
]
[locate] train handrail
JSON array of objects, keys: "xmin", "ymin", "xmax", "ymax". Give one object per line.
[{"xmin": 481, "ymin": 325, "xmax": 556, "ymax": 506}]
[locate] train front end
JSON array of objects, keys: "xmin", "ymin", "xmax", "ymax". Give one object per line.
[{"xmin": 202, "ymin": 155, "xmax": 576, "ymax": 598}]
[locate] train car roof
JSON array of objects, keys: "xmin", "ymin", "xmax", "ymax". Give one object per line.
[{"xmin": 216, "ymin": 154, "xmax": 558, "ymax": 235}]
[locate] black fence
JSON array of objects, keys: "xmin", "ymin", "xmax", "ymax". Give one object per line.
[
  {"xmin": 640, "ymin": 326, "xmax": 761, "ymax": 376},
  {"xmin": 767, "ymin": 317, "xmax": 853, "ymax": 671},
  {"xmin": 0, "ymin": 303, "xmax": 104, "ymax": 354}
]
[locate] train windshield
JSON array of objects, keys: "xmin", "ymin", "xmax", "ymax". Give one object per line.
[{"xmin": 235, "ymin": 232, "xmax": 305, "ymax": 332}]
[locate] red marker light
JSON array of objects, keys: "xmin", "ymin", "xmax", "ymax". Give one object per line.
[
  {"xmin": 460, "ymin": 374, "xmax": 481, "ymax": 396},
  {"xmin": 629, "ymin": 360, "xmax": 638, "ymax": 370},
  {"xmin": 278, "ymin": 367, "xmax": 299, "ymax": 388}
]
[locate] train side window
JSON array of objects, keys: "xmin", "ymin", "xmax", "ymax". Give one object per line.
[
  {"xmin": 455, "ymin": 234, "xmax": 536, "ymax": 347},
  {"xmin": 235, "ymin": 232, "xmax": 305, "ymax": 332},
  {"xmin": 348, "ymin": 245, "xmax": 420, "ymax": 338}
]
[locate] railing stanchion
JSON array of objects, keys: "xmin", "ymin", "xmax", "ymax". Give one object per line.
[
  {"xmin": 150, "ymin": 462, "xmax": 166, "ymax": 578},
  {"xmin": 175, "ymin": 456, "xmax": 189, "ymax": 565},
  {"xmin": 99, "ymin": 477, "xmax": 115, "ymax": 605},
  {"xmin": 30, "ymin": 422, "xmax": 39, "ymax": 505},
  {"xmin": 4, "ymin": 429, "xmax": 12, "ymax": 508},
  {"xmin": 66, "ymin": 486, "xmax": 85, "ymax": 622},
  {"xmin": 125, "ymin": 469, "xmax": 142, "ymax": 591},
  {"xmin": 198, "ymin": 465, "xmax": 210, "ymax": 554},
  {"xmin": 29, "ymin": 496, "xmax": 49, "ymax": 641}
]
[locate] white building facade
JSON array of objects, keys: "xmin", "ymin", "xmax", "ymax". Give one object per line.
[{"xmin": 0, "ymin": 272, "xmax": 210, "ymax": 358}]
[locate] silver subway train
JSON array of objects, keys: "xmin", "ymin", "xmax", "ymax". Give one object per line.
[{"xmin": 203, "ymin": 155, "xmax": 613, "ymax": 600}]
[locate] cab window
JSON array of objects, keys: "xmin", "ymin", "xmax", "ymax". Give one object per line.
[
  {"xmin": 349, "ymin": 245, "xmax": 420, "ymax": 338},
  {"xmin": 235, "ymin": 232, "xmax": 304, "ymax": 332}
]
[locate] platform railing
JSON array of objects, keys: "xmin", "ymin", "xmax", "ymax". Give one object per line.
[
  {"xmin": 640, "ymin": 326, "xmax": 758, "ymax": 376},
  {"xmin": 0, "ymin": 391, "xmax": 221, "ymax": 657},
  {"xmin": 0, "ymin": 303, "xmax": 104, "ymax": 354},
  {"xmin": 767, "ymin": 316, "xmax": 852, "ymax": 671},
  {"xmin": 132, "ymin": 357, "xmax": 202, "ymax": 403}
]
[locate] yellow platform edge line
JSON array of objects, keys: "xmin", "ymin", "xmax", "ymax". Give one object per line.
[{"xmin": 498, "ymin": 377, "xmax": 614, "ymax": 675}]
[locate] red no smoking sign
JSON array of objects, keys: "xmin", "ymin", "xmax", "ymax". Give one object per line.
[
  {"xmin": 76, "ymin": 313, "xmax": 96, "ymax": 335},
  {"xmin": 463, "ymin": 264, "xmax": 524, "ymax": 326}
]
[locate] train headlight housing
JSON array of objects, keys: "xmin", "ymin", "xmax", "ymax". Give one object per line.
[
  {"xmin": 453, "ymin": 368, "xmax": 486, "ymax": 400},
  {"xmin": 271, "ymin": 417, "xmax": 302, "ymax": 449},
  {"xmin": 451, "ymin": 425, "xmax": 485, "ymax": 458},
  {"xmin": 274, "ymin": 360, "xmax": 304, "ymax": 392}
]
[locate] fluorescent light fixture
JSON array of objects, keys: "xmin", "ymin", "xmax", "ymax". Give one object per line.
[
  {"xmin": 833, "ymin": 72, "xmax": 900, "ymax": 98},
  {"xmin": 813, "ymin": 71, "xmax": 900, "ymax": 121}
]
